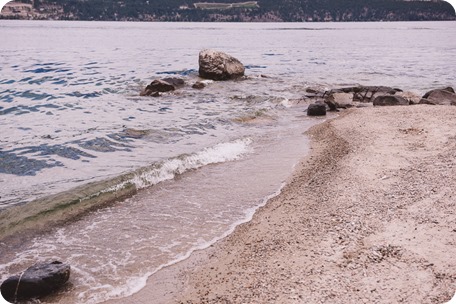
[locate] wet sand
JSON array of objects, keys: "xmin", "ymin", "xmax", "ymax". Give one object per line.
[{"xmin": 106, "ymin": 105, "xmax": 456, "ymax": 304}]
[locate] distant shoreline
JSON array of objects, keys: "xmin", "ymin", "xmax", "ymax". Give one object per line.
[{"xmin": 1, "ymin": 0, "xmax": 455, "ymax": 22}]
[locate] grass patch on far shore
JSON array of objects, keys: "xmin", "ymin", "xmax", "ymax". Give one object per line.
[{"xmin": 194, "ymin": 1, "xmax": 259, "ymax": 10}]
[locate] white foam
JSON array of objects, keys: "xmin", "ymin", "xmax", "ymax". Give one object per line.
[
  {"xmin": 102, "ymin": 184, "xmax": 287, "ymax": 303},
  {"xmin": 112, "ymin": 138, "xmax": 253, "ymax": 191}
]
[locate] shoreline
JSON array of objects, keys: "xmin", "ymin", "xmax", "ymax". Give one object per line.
[{"xmin": 105, "ymin": 105, "xmax": 456, "ymax": 304}]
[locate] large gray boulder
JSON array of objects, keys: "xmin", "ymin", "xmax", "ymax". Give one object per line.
[
  {"xmin": 373, "ymin": 95, "xmax": 409, "ymax": 106},
  {"xmin": 198, "ymin": 49, "xmax": 245, "ymax": 80},
  {"xmin": 419, "ymin": 87, "xmax": 456, "ymax": 105},
  {"xmin": 1, "ymin": 261, "xmax": 70, "ymax": 302}
]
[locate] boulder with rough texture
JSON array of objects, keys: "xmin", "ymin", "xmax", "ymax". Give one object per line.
[
  {"xmin": 419, "ymin": 87, "xmax": 456, "ymax": 105},
  {"xmin": 307, "ymin": 103, "xmax": 327, "ymax": 116},
  {"xmin": 198, "ymin": 49, "xmax": 245, "ymax": 80},
  {"xmin": 140, "ymin": 78, "xmax": 184, "ymax": 97},
  {"xmin": 373, "ymin": 95, "xmax": 409, "ymax": 106},
  {"xmin": 1, "ymin": 261, "xmax": 70, "ymax": 302}
]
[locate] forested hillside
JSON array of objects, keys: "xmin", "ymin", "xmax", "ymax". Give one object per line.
[{"xmin": 2, "ymin": 0, "xmax": 455, "ymax": 21}]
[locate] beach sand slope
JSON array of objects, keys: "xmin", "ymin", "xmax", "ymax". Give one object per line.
[{"xmin": 108, "ymin": 105, "xmax": 456, "ymax": 304}]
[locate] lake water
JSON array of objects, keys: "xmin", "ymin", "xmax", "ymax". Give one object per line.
[{"xmin": 0, "ymin": 21, "xmax": 455, "ymax": 303}]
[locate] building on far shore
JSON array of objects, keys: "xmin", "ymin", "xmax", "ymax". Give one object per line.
[{"xmin": 1, "ymin": 2, "xmax": 34, "ymax": 18}]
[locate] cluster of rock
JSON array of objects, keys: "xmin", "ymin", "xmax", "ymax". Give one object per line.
[
  {"xmin": 1, "ymin": 261, "xmax": 70, "ymax": 302},
  {"xmin": 306, "ymin": 86, "xmax": 456, "ymax": 116},
  {"xmin": 139, "ymin": 51, "xmax": 456, "ymax": 118},
  {"xmin": 140, "ymin": 49, "xmax": 245, "ymax": 97}
]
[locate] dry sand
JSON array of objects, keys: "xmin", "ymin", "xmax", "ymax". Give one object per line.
[{"xmin": 106, "ymin": 105, "xmax": 456, "ymax": 304}]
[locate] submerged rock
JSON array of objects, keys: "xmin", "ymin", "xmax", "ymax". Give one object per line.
[
  {"xmin": 373, "ymin": 95, "xmax": 409, "ymax": 106},
  {"xmin": 192, "ymin": 81, "xmax": 206, "ymax": 89},
  {"xmin": 140, "ymin": 78, "xmax": 185, "ymax": 97},
  {"xmin": 192, "ymin": 79, "xmax": 214, "ymax": 90},
  {"xmin": 1, "ymin": 261, "xmax": 70, "ymax": 302},
  {"xmin": 419, "ymin": 87, "xmax": 456, "ymax": 105},
  {"xmin": 307, "ymin": 103, "xmax": 327, "ymax": 116},
  {"xmin": 198, "ymin": 49, "xmax": 245, "ymax": 80}
]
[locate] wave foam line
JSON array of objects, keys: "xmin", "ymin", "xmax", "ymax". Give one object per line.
[
  {"xmin": 109, "ymin": 138, "xmax": 253, "ymax": 191},
  {"xmin": 0, "ymin": 138, "xmax": 252, "ymax": 241}
]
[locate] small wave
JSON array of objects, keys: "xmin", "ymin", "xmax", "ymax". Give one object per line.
[
  {"xmin": 0, "ymin": 138, "xmax": 253, "ymax": 239},
  {"xmin": 65, "ymin": 91, "xmax": 102, "ymax": 99},
  {"xmin": 120, "ymin": 138, "xmax": 252, "ymax": 190},
  {"xmin": 156, "ymin": 69, "xmax": 197, "ymax": 76},
  {"xmin": 25, "ymin": 67, "xmax": 59, "ymax": 73},
  {"xmin": 99, "ymin": 168, "xmax": 285, "ymax": 304},
  {"xmin": 263, "ymin": 53, "xmax": 284, "ymax": 56},
  {"xmin": 0, "ymin": 79, "xmax": 15, "ymax": 84},
  {"xmin": 269, "ymin": 27, "xmax": 337, "ymax": 31},
  {"xmin": 0, "ymin": 103, "xmax": 60, "ymax": 115},
  {"xmin": 245, "ymin": 64, "xmax": 267, "ymax": 69}
]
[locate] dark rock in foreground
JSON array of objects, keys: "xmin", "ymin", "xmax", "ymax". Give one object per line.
[
  {"xmin": 307, "ymin": 103, "xmax": 327, "ymax": 116},
  {"xmin": 1, "ymin": 261, "xmax": 70, "ymax": 302},
  {"xmin": 419, "ymin": 87, "xmax": 456, "ymax": 105},
  {"xmin": 198, "ymin": 49, "xmax": 245, "ymax": 81},
  {"xmin": 373, "ymin": 95, "xmax": 409, "ymax": 106},
  {"xmin": 140, "ymin": 78, "xmax": 184, "ymax": 97}
]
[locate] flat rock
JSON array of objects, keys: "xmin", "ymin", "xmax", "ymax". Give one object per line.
[{"xmin": 419, "ymin": 88, "xmax": 456, "ymax": 105}]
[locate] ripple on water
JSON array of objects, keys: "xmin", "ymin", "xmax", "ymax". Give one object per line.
[
  {"xmin": 0, "ymin": 150, "xmax": 63, "ymax": 176},
  {"xmin": 0, "ymin": 103, "xmax": 61, "ymax": 115},
  {"xmin": 16, "ymin": 144, "xmax": 96, "ymax": 160},
  {"xmin": 75, "ymin": 137, "xmax": 132, "ymax": 153},
  {"xmin": 0, "ymin": 79, "xmax": 15, "ymax": 84}
]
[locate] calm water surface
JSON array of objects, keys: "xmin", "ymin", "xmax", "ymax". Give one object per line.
[{"xmin": 0, "ymin": 21, "xmax": 455, "ymax": 303}]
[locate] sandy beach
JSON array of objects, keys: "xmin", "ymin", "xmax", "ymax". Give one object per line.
[{"xmin": 108, "ymin": 104, "xmax": 456, "ymax": 304}]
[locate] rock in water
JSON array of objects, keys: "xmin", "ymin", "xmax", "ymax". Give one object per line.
[
  {"xmin": 373, "ymin": 95, "xmax": 409, "ymax": 106},
  {"xmin": 307, "ymin": 103, "xmax": 327, "ymax": 116},
  {"xmin": 192, "ymin": 81, "xmax": 206, "ymax": 89},
  {"xmin": 1, "ymin": 261, "xmax": 70, "ymax": 302},
  {"xmin": 161, "ymin": 77, "xmax": 185, "ymax": 88},
  {"xmin": 198, "ymin": 49, "xmax": 245, "ymax": 80},
  {"xmin": 140, "ymin": 78, "xmax": 184, "ymax": 97}
]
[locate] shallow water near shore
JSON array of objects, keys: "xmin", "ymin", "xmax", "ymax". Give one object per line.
[
  {"xmin": 0, "ymin": 109, "xmax": 320, "ymax": 303},
  {"xmin": 0, "ymin": 20, "xmax": 455, "ymax": 303}
]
